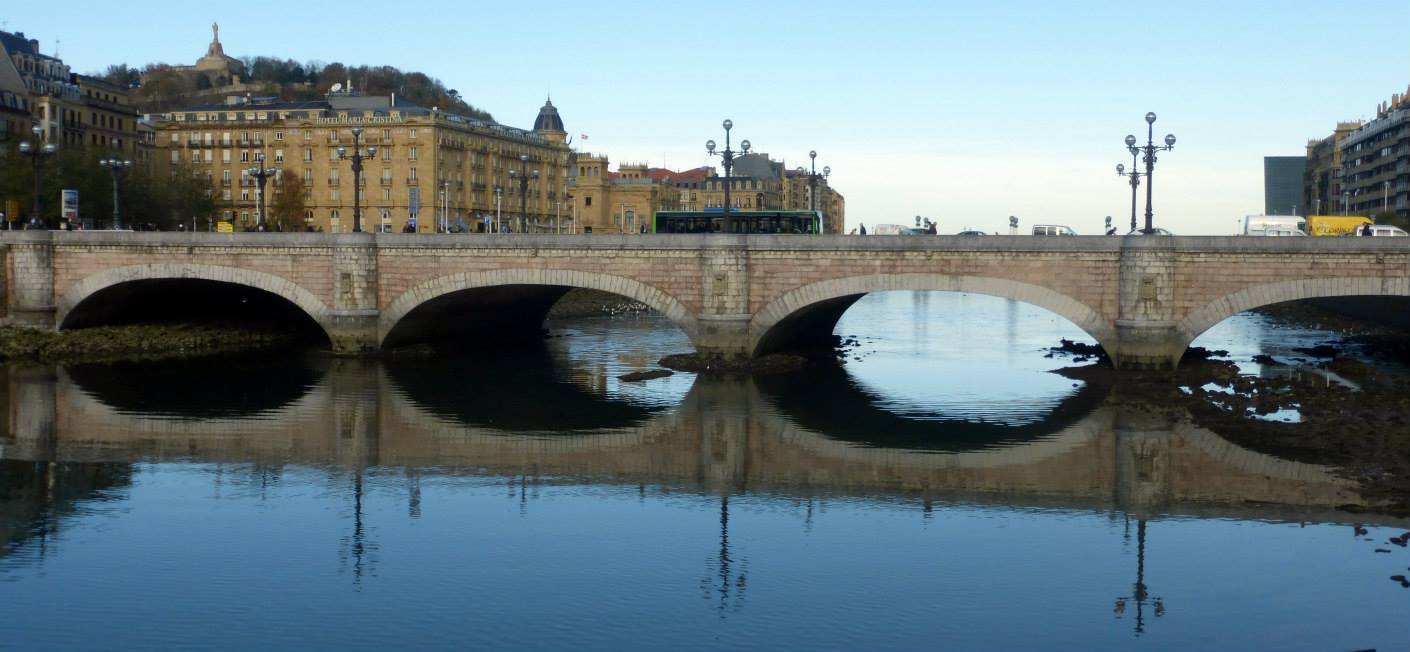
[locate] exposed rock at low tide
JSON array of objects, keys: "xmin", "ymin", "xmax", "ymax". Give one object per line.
[
  {"xmin": 0, "ymin": 324, "xmax": 295, "ymax": 365},
  {"xmin": 618, "ymin": 369, "xmax": 673, "ymax": 382},
  {"xmin": 659, "ymin": 352, "xmax": 809, "ymax": 375}
]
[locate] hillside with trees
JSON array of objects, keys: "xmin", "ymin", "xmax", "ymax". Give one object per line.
[{"xmin": 98, "ymin": 58, "xmax": 493, "ymax": 121}]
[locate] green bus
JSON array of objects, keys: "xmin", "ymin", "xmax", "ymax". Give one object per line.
[{"xmin": 651, "ymin": 210, "xmax": 823, "ymax": 234}]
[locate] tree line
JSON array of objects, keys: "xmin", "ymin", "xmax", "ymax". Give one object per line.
[{"xmin": 98, "ymin": 58, "xmax": 493, "ymax": 121}]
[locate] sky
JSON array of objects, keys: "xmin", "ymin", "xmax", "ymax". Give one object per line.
[{"xmin": 5, "ymin": 0, "xmax": 1408, "ymax": 234}]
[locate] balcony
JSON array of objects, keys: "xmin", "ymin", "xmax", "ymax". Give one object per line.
[
  {"xmin": 327, "ymin": 178, "xmax": 341, "ymax": 187},
  {"xmin": 406, "ymin": 177, "xmax": 419, "ymax": 185},
  {"xmin": 239, "ymin": 179, "xmax": 255, "ymax": 187},
  {"xmin": 220, "ymin": 140, "xmax": 233, "ymax": 147},
  {"xmin": 220, "ymin": 179, "xmax": 231, "ymax": 187},
  {"xmin": 380, "ymin": 178, "xmax": 393, "ymax": 186},
  {"xmin": 187, "ymin": 139, "xmax": 200, "ymax": 147}
]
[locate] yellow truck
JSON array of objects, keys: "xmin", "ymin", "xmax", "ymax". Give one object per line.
[{"xmin": 1305, "ymin": 215, "xmax": 1371, "ymax": 236}]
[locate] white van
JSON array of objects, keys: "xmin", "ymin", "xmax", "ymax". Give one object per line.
[
  {"xmin": 1363, "ymin": 225, "xmax": 1409, "ymax": 237},
  {"xmin": 1244, "ymin": 215, "xmax": 1307, "ymax": 236},
  {"xmin": 1032, "ymin": 225, "xmax": 1077, "ymax": 236}
]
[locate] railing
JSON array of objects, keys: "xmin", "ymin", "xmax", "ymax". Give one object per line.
[
  {"xmin": 327, "ymin": 178, "xmax": 340, "ymax": 187},
  {"xmin": 380, "ymin": 178, "xmax": 393, "ymax": 186},
  {"xmin": 406, "ymin": 177, "xmax": 419, "ymax": 185}
]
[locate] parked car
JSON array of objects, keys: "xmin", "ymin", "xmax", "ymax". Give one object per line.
[
  {"xmin": 1032, "ymin": 225, "xmax": 1077, "ymax": 236},
  {"xmin": 1127, "ymin": 228, "xmax": 1174, "ymax": 235},
  {"xmin": 956, "ymin": 230, "xmax": 987, "ymax": 236}
]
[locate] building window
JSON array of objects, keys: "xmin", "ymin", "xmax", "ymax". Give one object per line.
[
  {"xmin": 409, "ymin": 146, "xmax": 417, "ymax": 161},
  {"xmin": 585, "ymin": 196, "xmax": 592, "ymax": 207},
  {"xmin": 241, "ymin": 190, "xmax": 250, "ymax": 201},
  {"xmin": 240, "ymin": 151, "xmax": 250, "ymax": 162},
  {"xmin": 409, "ymin": 129, "xmax": 417, "ymax": 139},
  {"xmin": 222, "ymin": 190, "xmax": 232, "ymax": 201},
  {"xmin": 274, "ymin": 149, "xmax": 284, "ymax": 163}
]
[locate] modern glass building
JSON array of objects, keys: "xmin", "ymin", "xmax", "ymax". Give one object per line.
[{"xmin": 1264, "ymin": 156, "xmax": 1306, "ymax": 215}]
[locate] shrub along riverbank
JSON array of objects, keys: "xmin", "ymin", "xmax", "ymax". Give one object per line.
[{"xmin": 0, "ymin": 324, "xmax": 296, "ymax": 365}]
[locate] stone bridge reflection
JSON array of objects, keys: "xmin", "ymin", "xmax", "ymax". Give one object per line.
[{"xmin": 0, "ymin": 359, "xmax": 1382, "ymax": 525}]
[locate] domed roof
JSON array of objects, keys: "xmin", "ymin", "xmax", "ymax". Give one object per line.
[{"xmin": 533, "ymin": 97, "xmax": 565, "ymax": 133}]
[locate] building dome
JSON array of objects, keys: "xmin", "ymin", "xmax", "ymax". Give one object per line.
[{"xmin": 533, "ymin": 97, "xmax": 565, "ymax": 133}]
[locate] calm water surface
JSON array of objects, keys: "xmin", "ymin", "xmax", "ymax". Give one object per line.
[{"xmin": 1, "ymin": 292, "xmax": 1407, "ymax": 651}]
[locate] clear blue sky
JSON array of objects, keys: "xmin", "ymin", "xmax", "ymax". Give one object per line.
[{"xmin": 6, "ymin": 0, "xmax": 1408, "ymax": 233}]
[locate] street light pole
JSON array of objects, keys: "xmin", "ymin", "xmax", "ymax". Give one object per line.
[
  {"xmin": 1124, "ymin": 112, "xmax": 1176, "ymax": 235},
  {"xmin": 494, "ymin": 186, "xmax": 503, "ymax": 232},
  {"xmin": 99, "ymin": 156, "xmax": 133, "ymax": 230},
  {"xmin": 706, "ymin": 119, "xmax": 751, "ymax": 234},
  {"xmin": 440, "ymin": 180, "xmax": 449, "ymax": 233},
  {"xmin": 336, "ymin": 127, "xmax": 377, "ymax": 233},
  {"xmin": 245, "ymin": 152, "xmax": 278, "ymax": 231},
  {"xmin": 18, "ymin": 126, "xmax": 57, "ymax": 229},
  {"xmin": 1116, "ymin": 144, "xmax": 1144, "ymax": 233},
  {"xmin": 508, "ymin": 154, "xmax": 539, "ymax": 233}
]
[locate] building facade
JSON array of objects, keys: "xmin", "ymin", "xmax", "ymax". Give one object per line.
[
  {"xmin": 1303, "ymin": 121, "xmax": 1360, "ymax": 215},
  {"xmin": 0, "ymin": 29, "xmax": 142, "ymax": 156},
  {"xmin": 153, "ymin": 93, "xmax": 571, "ymax": 232},
  {"xmin": 1263, "ymin": 156, "xmax": 1305, "ymax": 216},
  {"xmin": 569, "ymin": 152, "xmax": 846, "ymax": 234},
  {"xmin": 1340, "ymin": 90, "xmax": 1410, "ymax": 221},
  {"xmin": 570, "ymin": 154, "xmax": 685, "ymax": 233}
]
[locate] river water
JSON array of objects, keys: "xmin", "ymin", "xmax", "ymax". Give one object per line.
[{"xmin": 1, "ymin": 292, "xmax": 1407, "ymax": 651}]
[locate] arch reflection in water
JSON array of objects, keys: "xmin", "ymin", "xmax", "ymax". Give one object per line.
[
  {"xmin": 0, "ymin": 363, "xmax": 1369, "ymax": 515},
  {"xmin": 64, "ymin": 352, "xmax": 330, "ymax": 419}
]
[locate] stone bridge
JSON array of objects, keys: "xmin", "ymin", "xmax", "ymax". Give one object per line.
[{"xmin": 2, "ymin": 231, "xmax": 1408, "ymax": 369}]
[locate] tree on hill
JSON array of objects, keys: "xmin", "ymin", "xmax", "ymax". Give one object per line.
[{"xmin": 93, "ymin": 56, "xmax": 495, "ymax": 121}]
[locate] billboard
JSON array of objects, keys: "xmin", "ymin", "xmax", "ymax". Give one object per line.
[{"xmin": 61, "ymin": 189, "xmax": 79, "ymax": 220}]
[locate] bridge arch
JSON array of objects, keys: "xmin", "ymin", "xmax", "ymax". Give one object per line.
[
  {"xmin": 1176, "ymin": 276, "xmax": 1410, "ymax": 349},
  {"xmin": 748, "ymin": 273, "xmax": 1118, "ymax": 358},
  {"xmin": 55, "ymin": 263, "xmax": 335, "ymax": 340},
  {"xmin": 379, "ymin": 268, "xmax": 697, "ymax": 349}
]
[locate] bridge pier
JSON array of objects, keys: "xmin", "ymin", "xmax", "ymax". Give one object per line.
[
  {"xmin": 328, "ymin": 238, "xmax": 381, "ymax": 355},
  {"xmin": 8, "ymin": 231, "xmax": 57, "ymax": 330},
  {"xmin": 1109, "ymin": 239, "xmax": 1184, "ymax": 370},
  {"xmin": 692, "ymin": 245, "xmax": 755, "ymax": 362}
]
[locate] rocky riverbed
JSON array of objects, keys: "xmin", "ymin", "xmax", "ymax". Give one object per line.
[
  {"xmin": 0, "ymin": 324, "xmax": 296, "ymax": 365},
  {"xmin": 1053, "ymin": 303, "xmax": 1410, "ymax": 515}
]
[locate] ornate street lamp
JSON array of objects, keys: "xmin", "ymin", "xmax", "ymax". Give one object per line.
[
  {"xmin": 706, "ymin": 119, "xmax": 751, "ymax": 233},
  {"xmin": 1123, "ymin": 112, "xmax": 1176, "ymax": 234},
  {"xmin": 245, "ymin": 152, "xmax": 279, "ymax": 231},
  {"xmin": 18, "ymin": 126, "xmax": 58, "ymax": 229},
  {"xmin": 98, "ymin": 156, "xmax": 133, "ymax": 230},
  {"xmin": 508, "ymin": 154, "xmax": 539, "ymax": 233},
  {"xmin": 1115, "ymin": 144, "xmax": 1144, "ymax": 234},
  {"xmin": 336, "ymin": 127, "xmax": 377, "ymax": 233}
]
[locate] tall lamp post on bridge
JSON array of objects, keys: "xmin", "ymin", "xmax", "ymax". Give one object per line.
[
  {"xmin": 1123, "ymin": 112, "xmax": 1176, "ymax": 235},
  {"xmin": 336, "ymin": 127, "xmax": 377, "ymax": 233},
  {"xmin": 18, "ymin": 126, "xmax": 57, "ymax": 229},
  {"xmin": 706, "ymin": 119, "xmax": 751, "ymax": 233},
  {"xmin": 508, "ymin": 154, "xmax": 539, "ymax": 233},
  {"xmin": 1116, "ymin": 143, "xmax": 1145, "ymax": 234},
  {"xmin": 98, "ymin": 156, "xmax": 133, "ymax": 230},
  {"xmin": 245, "ymin": 152, "xmax": 278, "ymax": 231}
]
